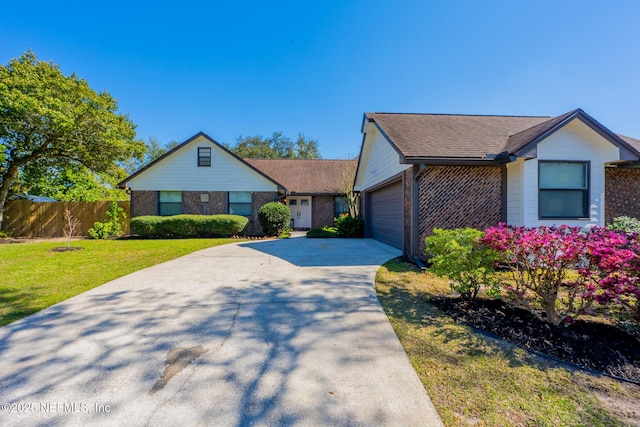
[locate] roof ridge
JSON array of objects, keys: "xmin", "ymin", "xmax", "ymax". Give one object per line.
[{"xmin": 367, "ymin": 112, "xmax": 553, "ymax": 119}]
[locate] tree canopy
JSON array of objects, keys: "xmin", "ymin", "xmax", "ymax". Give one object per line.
[
  {"xmin": 227, "ymin": 132, "xmax": 321, "ymax": 159},
  {"xmin": 0, "ymin": 51, "xmax": 145, "ymax": 227}
]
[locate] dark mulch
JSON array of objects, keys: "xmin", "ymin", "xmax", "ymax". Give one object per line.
[{"xmin": 430, "ymin": 297, "xmax": 640, "ymax": 383}]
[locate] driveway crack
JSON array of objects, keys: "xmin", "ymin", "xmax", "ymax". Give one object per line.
[{"xmin": 145, "ymin": 295, "xmax": 242, "ymax": 426}]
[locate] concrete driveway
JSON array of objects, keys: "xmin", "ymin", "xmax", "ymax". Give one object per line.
[{"xmin": 0, "ymin": 237, "xmax": 442, "ymax": 426}]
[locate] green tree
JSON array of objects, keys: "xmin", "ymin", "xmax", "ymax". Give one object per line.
[
  {"xmin": 11, "ymin": 160, "xmax": 125, "ymax": 201},
  {"xmin": 227, "ymin": 132, "xmax": 321, "ymax": 159},
  {"xmin": 121, "ymin": 136, "xmax": 180, "ymax": 175},
  {"xmin": 294, "ymin": 133, "xmax": 321, "ymax": 159},
  {"xmin": 0, "ymin": 51, "xmax": 145, "ymax": 227}
]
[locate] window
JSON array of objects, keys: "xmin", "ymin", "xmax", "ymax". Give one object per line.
[
  {"xmin": 289, "ymin": 199, "xmax": 297, "ymax": 206},
  {"xmin": 334, "ymin": 196, "xmax": 349, "ymax": 218},
  {"xmin": 198, "ymin": 147, "xmax": 211, "ymax": 167},
  {"xmin": 159, "ymin": 191, "xmax": 182, "ymax": 216},
  {"xmin": 300, "ymin": 199, "xmax": 309, "ymax": 206},
  {"xmin": 229, "ymin": 191, "xmax": 252, "ymax": 216},
  {"xmin": 539, "ymin": 161, "xmax": 589, "ymax": 219}
]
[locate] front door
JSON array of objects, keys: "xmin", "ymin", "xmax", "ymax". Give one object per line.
[{"xmin": 288, "ymin": 197, "xmax": 312, "ymax": 229}]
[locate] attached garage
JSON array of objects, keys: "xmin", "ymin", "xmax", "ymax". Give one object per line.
[{"xmin": 367, "ymin": 180, "xmax": 404, "ymax": 249}]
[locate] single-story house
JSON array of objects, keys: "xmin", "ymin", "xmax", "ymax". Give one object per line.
[
  {"xmin": 245, "ymin": 158, "xmax": 357, "ymax": 229},
  {"xmin": 118, "ymin": 132, "xmax": 356, "ymax": 234},
  {"xmin": 353, "ymin": 108, "xmax": 640, "ymax": 259}
]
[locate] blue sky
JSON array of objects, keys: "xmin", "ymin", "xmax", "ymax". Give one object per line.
[{"xmin": 2, "ymin": 1, "xmax": 639, "ymax": 159}]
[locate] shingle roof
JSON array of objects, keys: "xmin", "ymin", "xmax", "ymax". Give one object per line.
[
  {"xmin": 365, "ymin": 109, "xmax": 640, "ymax": 160},
  {"xmin": 366, "ymin": 113, "xmax": 550, "ymax": 159},
  {"xmin": 244, "ymin": 159, "xmax": 357, "ymax": 194}
]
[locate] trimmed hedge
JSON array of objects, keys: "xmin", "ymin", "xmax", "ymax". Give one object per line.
[{"xmin": 130, "ymin": 214, "xmax": 248, "ymax": 238}]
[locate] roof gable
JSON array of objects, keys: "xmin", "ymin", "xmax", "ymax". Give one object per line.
[
  {"xmin": 505, "ymin": 109, "xmax": 640, "ymax": 160},
  {"xmin": 245, "ymin": 159, "xmax": 357, "ymax": 194},
  {"xmin": 119, "ymin": 132, "xmax": 283, "ymax": 189},
  {"xmin": 363, "ymin": 109, "xmax": 640, "ymax": 163}
]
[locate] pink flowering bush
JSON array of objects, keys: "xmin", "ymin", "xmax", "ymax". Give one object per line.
[
  {"xmin": 482, "ymin": 223, "xmax": 640, "ymax": 326},
  {"xmin": 481, "ymin": 224, "xmax": 586, "ymax": 325},
  {"xmin": 569, "ymin": 227, "xmax": 640, "ymax": 324}
]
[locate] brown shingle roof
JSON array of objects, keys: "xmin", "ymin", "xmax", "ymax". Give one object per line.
[
  {"xmin": 366, "ymin": 113, "xmax": 550, "ymax": 159},
  {"xmin": 365, "ymin": 109, "xmax": 640, "ymax": 160},
  {"xmin": 245, "ymin": 159, "xmax": 357, "ymax": 194}
]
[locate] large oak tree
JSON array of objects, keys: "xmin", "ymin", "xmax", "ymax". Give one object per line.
[{"xmin": 0, "ymin": 51, "xmax": 145, "ymax": 228}]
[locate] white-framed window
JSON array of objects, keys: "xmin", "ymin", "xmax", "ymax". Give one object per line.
[
  {"xmin": 229, "ymin": 191, "xmax": 252, "ymax": 216},
  {"xmin": 158, "ymin": 191, "xmax": 183, "ymax": 216},
  {"xmin": 198, "ymin": 147, "xmax": 211, "ymax": 167},
  {"xmin": 538, "ymin": 161, "xmax": 589, "ymax": 219}
]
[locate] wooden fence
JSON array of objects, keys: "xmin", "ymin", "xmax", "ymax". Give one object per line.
[{"xmin": 1, "ymin": 200, "xmax": 130, "ymax": 238}]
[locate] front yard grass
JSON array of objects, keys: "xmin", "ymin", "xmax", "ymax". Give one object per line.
[
  {"xmin": 0, "ymin": 238, "xmax": 241, "ymax": 326},
  {"xmin": 376, "ymin": 259, "xmax": 640, "ymax": 427}
]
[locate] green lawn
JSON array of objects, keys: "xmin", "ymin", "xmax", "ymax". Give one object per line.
[
  {"xmin": 376, "ymin": 259, "xmax": 640, "ymax": 427},
  {"xmin": 0, "ymin": 238, "xmax": 241, "ymax": 326}
]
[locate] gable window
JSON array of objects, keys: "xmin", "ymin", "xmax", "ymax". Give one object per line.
[
  {"xmin": 198, "ymin": 147, "xmax": 211, "ymax": 167},
  {"xmin": 159, "ymin": 191, "xmax": 183, "ymax": 216},
  {"xmin": 334, "ymin": 196, "xmax": 349, "ymax": 218},
  {"xmin": 229, "ymin": 191, "xmax": 252, "ymax": 216},
  {"xmin": 539, "ymin": 161, "xmax": 589, "ymax": 219}
]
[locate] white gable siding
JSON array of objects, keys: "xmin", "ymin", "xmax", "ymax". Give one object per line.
[
  {"xmin": 511, "ymin": 119, "xmax": 620, "ymax": 228},
  {"xmin": 354, "ymin": 127, "xmax": 410, "ymax": 191},
  {"xmin": 125, "ymin": 135, "xmax": 278, "ymax": 192},
  {"xmin": 506, "ymin": 159, "xmax": 524, "ymax": 226}
]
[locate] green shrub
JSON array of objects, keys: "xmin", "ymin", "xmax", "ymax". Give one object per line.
[
  {"xmin": 130, "ymin": 214, "xmax": 248, "ymax": 238},
  {"xmin": 258, "ymin": 202, "xmax": 290, "ymax": 236},
  {"xmin": 306, "ymin": 226, "xmax": 339, "ymax": 238},
  {"xmin": 335, "ymin": 214, "xmax": 364, "ymax": 238},
  {"xmin": 608, "ymin": 216, "xmax": 640, "ymax": 234},
  {"xmin": 88, "ymin": 202, "xmax": 126, "ymax": 239},
  {"xmin": 425, "ymin": 228, "xmax": 500, "ymax": 299}
]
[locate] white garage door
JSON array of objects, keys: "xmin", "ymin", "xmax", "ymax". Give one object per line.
[{"xmin": 368, "ymin": 181, "xmax": 404, "ymax": 249}]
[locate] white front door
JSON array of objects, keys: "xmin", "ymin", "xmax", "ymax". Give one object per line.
[{"xmin": 288, "ymin": 197, "xmax": 312, "ymax": 229}]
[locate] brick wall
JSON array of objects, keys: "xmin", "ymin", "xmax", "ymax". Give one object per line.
[
  {"xmin": 131, "ymin": 191, "xmax": 157, "ymax": 216},
  {"xmin": 181, "ymin": 191, "xmax": 229, "ymax": 215},
  {"xmin": 418, "ymin": 165, "xmax": 502, "ymax": 256},
  {"xmin": 183, "ymin": 191, "xmax": 203, "ymax": 214},
  {"xmin": 312, "ymin": 196, "xmax": 335, "ymax": 228},
  {"xmin": 207, "ymin": 192, "xmax": 228, "ymax": 215},
  {"xmin": 403, "ymin": 168, "xmax": 413, "ymax": 256},
  {"xmin": 605, "ymin": 168, "xmax": 640, "ymax": 223}
]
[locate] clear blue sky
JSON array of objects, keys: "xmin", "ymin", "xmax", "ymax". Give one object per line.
[{"xmin": 2, "ymin": 1, "xmax": 639, "ymax": 159}]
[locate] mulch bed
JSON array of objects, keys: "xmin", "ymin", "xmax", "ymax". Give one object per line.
[{"xmin": 430, "ymin": 297, "xmax": 640, "ymax": 383}]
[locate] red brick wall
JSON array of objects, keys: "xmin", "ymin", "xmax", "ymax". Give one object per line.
[
  {"xmin": 605, "ymin": 168, "xmax": 640, "ymax": 223},
  {"xmin": 418, "ymin": 165, "xmax": 502, "ymax": 256}
]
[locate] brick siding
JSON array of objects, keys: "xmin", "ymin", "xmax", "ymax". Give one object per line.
[
  {"xmin": 403, "ymin": 168, "xmax": 413, "ymax": 256},
  {"xmin": 131, "ymin": 191, "xmax": 157, "ymax": 216},
  {"xmin": 312, "ymin": 196, "xmax": 335, "ymax": 228},
  {"xmin": 418, "ymin": 165, "xmax": 502, "ymax": 257},
  {"xmin": 605, "ymin": 168, "xmax": 640, "ymax": 223}
]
